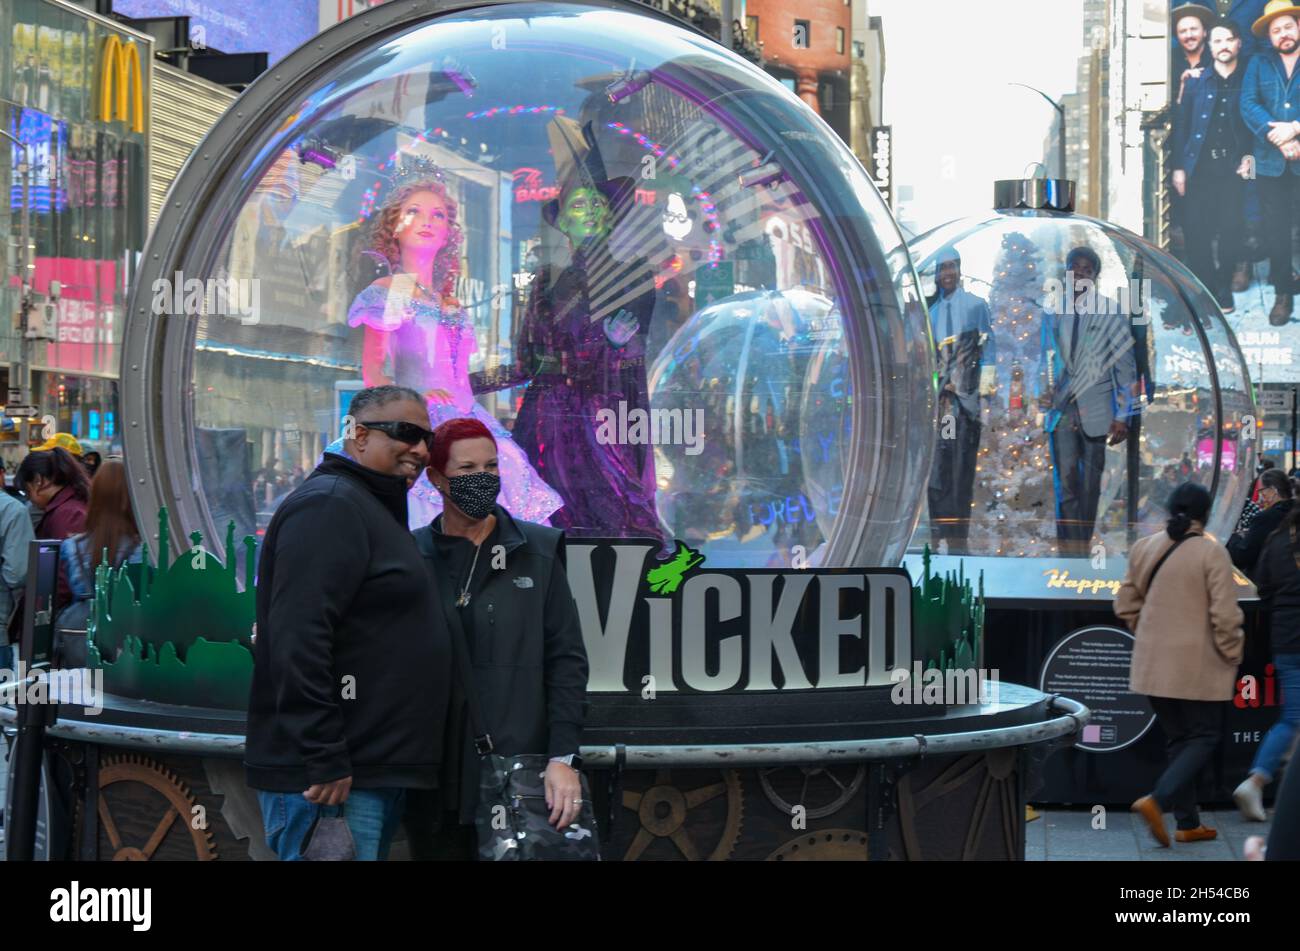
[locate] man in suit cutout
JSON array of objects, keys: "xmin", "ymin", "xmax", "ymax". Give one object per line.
[{"xmin": 1040, "ymin": 246, "xmax": 1140, "ymax": 557}]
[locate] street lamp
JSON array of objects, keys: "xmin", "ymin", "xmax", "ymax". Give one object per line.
[
  {"xmin": 0, "ymin": 128, "xmax": 33, "ymax": 408},
  {"xmin": 1009, "ymin": 82, "xmax": 1067, "ymax": 182}
]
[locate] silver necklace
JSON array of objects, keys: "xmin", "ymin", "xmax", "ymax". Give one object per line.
[{"xmin": 456, "ymin": 539, "xmax": 483, "ymax": 607}]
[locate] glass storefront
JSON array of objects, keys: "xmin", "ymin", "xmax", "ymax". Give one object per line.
[
  {"xmin": 34, "ymin": 370, "xmax": 120, "ymax": 453},
  {"xmin": 0, "ymin": 0, "xmax": 148, "ymax": 444}
]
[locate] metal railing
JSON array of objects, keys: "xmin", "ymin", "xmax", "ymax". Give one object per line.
[{"xmin": 0, "ymin": 689, "xmax": 1089, "ymax": 767}]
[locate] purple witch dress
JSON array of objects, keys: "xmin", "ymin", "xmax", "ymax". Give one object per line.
[
  {"xmin": 347, "ymin": 281, "xmax": 563, "ymax": 528},
  {"xmin": 513, "ymin": 249, "xmax": 663, "ymax": 540}
]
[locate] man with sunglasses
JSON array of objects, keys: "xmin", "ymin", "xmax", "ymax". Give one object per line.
[{"xmin": 246, "ymin": 385, "xmax": 451, "ymax": 860}]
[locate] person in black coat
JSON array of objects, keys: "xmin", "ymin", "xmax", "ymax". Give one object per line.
[
  {"xmin": 1232, "ymin": 499, "xmax": 1300, "ymax": 822},
  {"xmin": 245, "ymin": 385, "xmax": 451, "ymax": 861},
  {"xmin": 404, "ymin": 416, "xmax": 589, "ymax": 860},
  {"xmin": 1227, "ymin": 467, "xmax": 1293, "ymax": 577}
]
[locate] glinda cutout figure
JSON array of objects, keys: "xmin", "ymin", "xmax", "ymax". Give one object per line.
[{"xmin": 346, "ymin": 157, "xmax": 563, "ymax": 527}]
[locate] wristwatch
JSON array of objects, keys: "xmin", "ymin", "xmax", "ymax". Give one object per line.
[{"xmin": 550, "ymin": 753, "xmax": 583, "ymax": 770}]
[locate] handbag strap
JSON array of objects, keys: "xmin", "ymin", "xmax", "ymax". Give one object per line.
[
  {"xmin": 442, "ymin": 595, "xmax": 494, "ymax": 755},
  {"xmin": 1143, "ymin": 532, "xmax": 1200, "ymax": 597}
]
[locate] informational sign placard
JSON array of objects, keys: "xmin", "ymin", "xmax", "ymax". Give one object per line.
[
  {"xmin": 1260, "ymin": 389, "xmax": 1295, "ymax": 413},
  {"xmin": 1039, "ymin": 624, "xmax": 1156, "ymax": 752}
]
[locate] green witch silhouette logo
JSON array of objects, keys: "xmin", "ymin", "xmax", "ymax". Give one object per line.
[{"xmin": 644, "ymin": 541, "xmax": 705, "ymax": 594}]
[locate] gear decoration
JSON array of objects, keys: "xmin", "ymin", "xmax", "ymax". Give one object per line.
[
  {"xmin": 766, "ymin": 830, "xmax": 869, "ymax": 861},
  {"xmin": 896, "ymin": 749, "xmax": 1020, "ymax": 860},
  {"xmin": 620, "ymin": 769, "xmax": 743, "ymax": 861},
  {"xmin": 758, "ymin": 764, "xmax": 865, "ymax": 820},
  {"xmin": 97, "ymin": 754, "xmax": 217, "ymax": 861}
]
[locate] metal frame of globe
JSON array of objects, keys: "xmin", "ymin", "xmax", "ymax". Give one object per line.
[{"xmin": 120, "ymin": 0, "xmax": 930, "ymax": 568}]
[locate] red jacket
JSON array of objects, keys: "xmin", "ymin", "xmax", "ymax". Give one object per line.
[
  {"xmin": 37, "ymin": 486, "xmax": 87, "ymax": 607},
  {"xmin": 37, "ymin": 486, "xmax": 87, "ymax": 542}
]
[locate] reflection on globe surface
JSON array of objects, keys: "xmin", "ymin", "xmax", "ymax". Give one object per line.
[
  {"xmin": 649, "ymin": 289, "xmax": 851, "ymax": 568},
  {"xmin": 132, "ymin": 1, "xmax": 933, "ymax": 571}
]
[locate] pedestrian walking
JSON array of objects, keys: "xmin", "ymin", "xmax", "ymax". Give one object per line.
[
  {"xmin": 0, "ymin": 460, "xmax": 34, "ymax": 670},
  {"xmin": 1116, "ymin": 482, "xmax": 1245, "ymax": 846},
  {"xmin": 54, "ymin": 461, "xmax": 144, "ymax": 634},
  {"xmin": 16, "ymin": 447, "xmax": 89, "ymax": 615},
  {"xmin": 1231, "ymin": 497, "xmax": 1300, "ymax": 820},
  {"xmin": 1228, "ymin": 467, "xmax": 1293, "ymax": 575}
]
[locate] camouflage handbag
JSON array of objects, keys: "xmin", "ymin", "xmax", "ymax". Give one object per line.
[{"xmin": 474, "ymin": 752, "xmax": 600, "ymax": 861}]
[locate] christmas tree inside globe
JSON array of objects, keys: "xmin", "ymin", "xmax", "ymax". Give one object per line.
[{"xmin": 906, "ymin": 179, "xmax": 1255, "ymax": 583}]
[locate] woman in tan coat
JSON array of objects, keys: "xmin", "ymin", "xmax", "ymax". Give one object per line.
[{"xmin": 1114, "ymin": 482, "xmax": 1244, "ymax": 847}]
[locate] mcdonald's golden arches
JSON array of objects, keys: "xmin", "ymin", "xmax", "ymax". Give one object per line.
[{"xmin": 99, "ymin": 35, "xmax": 145, "ymax": 134}]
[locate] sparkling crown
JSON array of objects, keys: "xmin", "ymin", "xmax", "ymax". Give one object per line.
[{"xmin": 388, "ymin": 155, "xmax": 447, "ymax": 191}]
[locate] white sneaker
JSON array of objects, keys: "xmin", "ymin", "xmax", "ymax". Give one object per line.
[{"xmin": 1233, "ymin": 778, "xmax": 1267, "ymax": 822}]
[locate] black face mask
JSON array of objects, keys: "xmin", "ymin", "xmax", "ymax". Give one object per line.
[{"xmin": 446, "ymin": 471, "xmax": 500, "ymax": 520}]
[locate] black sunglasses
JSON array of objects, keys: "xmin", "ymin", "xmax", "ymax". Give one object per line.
[{"xmin": 358, "ymin": 420, "xmax": 435, "ymax": 449}]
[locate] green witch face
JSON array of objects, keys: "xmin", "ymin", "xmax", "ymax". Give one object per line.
[{"xmin": 556, "ymin": 185, "xmax": 611, "ymax": 244}]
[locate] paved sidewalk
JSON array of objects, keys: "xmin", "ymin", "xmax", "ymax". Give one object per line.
[{"xmin": 1028, "ymin": 805, "xmax": 1272, "ymax": 861}]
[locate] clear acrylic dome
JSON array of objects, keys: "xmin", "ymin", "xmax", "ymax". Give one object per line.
[
  {"xmin": 127, "ymin": 1, "xmax": 932, "ymax": 571},
  {"xmin": 906, "ymin": 208, "xmax": 1255, "ymax": 561}
]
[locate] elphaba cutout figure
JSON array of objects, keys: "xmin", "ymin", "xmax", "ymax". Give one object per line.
[
  {"xmin": 347, "ymin": 158, "xmax": 562, "ymax": 526},
  {"xmin": 511, "ymin": 130, "xmax": 664, "ymax": 542}
]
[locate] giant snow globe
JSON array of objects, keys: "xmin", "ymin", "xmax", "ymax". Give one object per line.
[
  {"xmin": 902, "ymin": 180, "xmax": 1255, "ymax": 597},
  {"xmin": 123, "ymin": 0, "xmax": 932, "ymax": 573}
]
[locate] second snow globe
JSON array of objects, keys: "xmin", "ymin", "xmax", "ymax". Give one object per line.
[{"xmin": 903, "ymin": 179, "xmax": 1255, "ymax": 596}]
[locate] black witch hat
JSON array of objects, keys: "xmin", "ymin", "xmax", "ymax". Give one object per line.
[{"xmin": 542, "ymin": 117, "xmax": 635, "ymax": 228}]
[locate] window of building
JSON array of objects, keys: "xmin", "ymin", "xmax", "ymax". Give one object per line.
[
  {"xmin": 747, "ymin": 15, "xmax": 759, "ymax": 42},
  {"xmin": 836, "ymin": 28, "xmax": 845, "ymax": 55},
  {"xmin": 793, "ymin": 19, "xmax": 811, "ymax": 49}
]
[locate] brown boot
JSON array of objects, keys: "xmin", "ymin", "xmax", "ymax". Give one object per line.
[
  {"xmin": 1174, "ymin": 826, "xmax": 1217, "ymax": 843},
  {"xmin": 1131, "ymin": 795, "xmax": 1170, "ymax": 847},
  {"xmin": 1232, "ymin": 264, "xmax": 1251, "ymax": 292},
  {"xmin": 1270, "ymin": 293, "xmax": 1294, "ymax": 326}
]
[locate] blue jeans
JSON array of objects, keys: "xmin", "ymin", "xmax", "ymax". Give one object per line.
[
  {"xmin": 257, "ymin": 788, "xmax": 407, "ymax": 861},
  {"xmin": 1250, "ymin": 653, "xmax": 1300, "ymax": 784}
]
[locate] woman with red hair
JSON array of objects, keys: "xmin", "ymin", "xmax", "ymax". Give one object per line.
[{"xmin": 405, "ymin": 416, "xmax": 589, "ymax": 860}]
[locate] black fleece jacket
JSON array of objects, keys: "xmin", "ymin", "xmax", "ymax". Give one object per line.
[
  {"xmin": 1229, "ymin": 499, "xmax": 1294, "ymax": 579},
  {"xmin": 244, "ymin": 453, "xmax": 451, "ymax": 792},
  {"xmin": 1250, "ymin": 518, "xmax": 1300, "ymax": 655}
]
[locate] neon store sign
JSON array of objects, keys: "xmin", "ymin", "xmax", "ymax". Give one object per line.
[
  {"xmin": 512, "ymin": 167, "xmax": 559, "ymax": 203},
  {"xmin": 511, "ymin": 167, "xmax": 656, "ymax": 206}
]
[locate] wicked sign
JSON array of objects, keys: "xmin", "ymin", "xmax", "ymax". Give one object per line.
[{"xmin": 565, "ymin": 540, "xmax": 913, "ymax": 694}]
